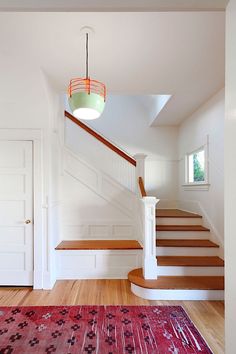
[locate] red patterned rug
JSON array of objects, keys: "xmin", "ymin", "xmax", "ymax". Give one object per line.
[{"xmin": 0, "ymin": 306, "xmax": 212, "ymax": 353}]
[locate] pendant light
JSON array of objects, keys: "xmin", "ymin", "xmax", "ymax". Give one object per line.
[{"xmin": 68, "ymin": 32, "xmax": 106, "ymax": 120}]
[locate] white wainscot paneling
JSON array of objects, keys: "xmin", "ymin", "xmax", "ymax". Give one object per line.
[
  {"xmin": 62, "ymin": 223, "xmax": 134, "ymax": 240},
  {"xmin": 112, "ymin": 225, "xmax": 133, "ymax": 238},
  {"xmin": 62, "ymin": 225, "xmax": 85, "ymax": 239},
  {"xmin": 64, "ymin": 149, "xmax": 136, "ymax": 217},
  {"xmin": 89, "ymin": 225, "xmax": 110, "ymax": 238},
  {"xmin": 65, "ymin": 152, "xmax": 99, "ymax": 190},
  {"xmin": 57, "ymin": 250, "xmax": 142, "ymax": 279},
  {"xmin": 101, "ymin": 177, "xmax": 134, "ymax": 213}
]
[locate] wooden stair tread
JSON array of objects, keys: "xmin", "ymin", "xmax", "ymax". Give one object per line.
[
  {"xmin": 55, "ymin": 240, "xmax": 142, "ymax": 250},
  {"xmin": 156, "ymin": 225, "xmax": 210, "ymax": 231},
  {"xmin": 156, "ymin": 239, "xmax": 219, "ymax": 248},
  {"xmin": 128, "ymin": 268, "xmax": 224, "ymax": 290},
  {"xmin": 156, "ymin": 209, "xmax": 202, "ymax": 218},
  {"xmin": 156, "ymin": 256, "xmax": 224, "ymax": 267}
]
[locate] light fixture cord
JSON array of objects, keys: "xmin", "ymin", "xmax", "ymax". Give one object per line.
[{"xmin": 86, "ymin": 32, "xmax": 89, "ymax": 79}]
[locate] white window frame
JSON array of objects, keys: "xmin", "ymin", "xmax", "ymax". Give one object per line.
[{"xmin": 183, "ymin": 140, "xmax": 210, "ymax": 191}]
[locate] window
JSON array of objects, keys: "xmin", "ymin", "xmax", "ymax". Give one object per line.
[
  {"xmin": 188, "ymin": 149, "xmax": 205, "ymax": 183},
  {"xmin": 184, "ymin": 144, "xmax": 209, "ymax": 190}
]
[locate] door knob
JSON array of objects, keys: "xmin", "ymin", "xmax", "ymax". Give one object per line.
[{"xmin": 25, "ymin": 219, "xmax": 31, "ymax": 224}]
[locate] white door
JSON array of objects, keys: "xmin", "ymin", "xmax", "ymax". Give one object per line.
[{"xmin": 0, "ymin": 141, "xmax": 33, "ymax": 285}]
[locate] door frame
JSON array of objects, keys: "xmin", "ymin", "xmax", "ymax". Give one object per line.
[{"xmin": 0, "ymin": 129, "xmax": 44, "ymax": 289}]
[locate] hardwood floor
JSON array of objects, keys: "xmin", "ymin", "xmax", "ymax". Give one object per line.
[{"xmin": 0, "ymin": 280, "xmax": 224, "ymax": 353}]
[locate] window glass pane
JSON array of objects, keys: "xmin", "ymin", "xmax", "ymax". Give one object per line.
[
  {"xmin": 188, "ymin": 149, "xmax": 205, "ymax": 183},
  {"xmin": 193, "ymin": 150, "xmax": 205, "ymax": 182}
]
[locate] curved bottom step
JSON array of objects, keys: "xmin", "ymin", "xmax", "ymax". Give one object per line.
[
  {"xmin": 128, "ymin": 268, "xmax": 224, "ymax": 300},
  {"xmin": 131, "ymin": 283, "xmax": 224, "ymax": 300}
]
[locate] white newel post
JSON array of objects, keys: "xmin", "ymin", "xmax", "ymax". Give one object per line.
[
  {"xmin": 133, "ymin": 153, "xmax": 147, "ymax": 195},
  {"xmin": 142, "ymin": 196, "xmax": 159, "ymax": 279}
]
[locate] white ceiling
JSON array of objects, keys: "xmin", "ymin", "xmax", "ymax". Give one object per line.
[
  {"xmin": 0, "ymin": 11, "xmax": 225, "ymax": 125},
  {"xmin": 0, "ymin": 0, "xmax": 229, "ymax": 12}
]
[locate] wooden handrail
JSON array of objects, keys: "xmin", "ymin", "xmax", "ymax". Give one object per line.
[
  {"xmin": 65, "ymin": 111, "xmax": 136, "ymax": 166},
  {"xmin": 138, "ymin": 177, "xmax": 147, "ymax": 197}
]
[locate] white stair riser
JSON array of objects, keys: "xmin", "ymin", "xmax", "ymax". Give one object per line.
[
  {"xmin": 156, "ymin": 266, "xmax": 224, "ymax": 276},
  {"xmin": 157, "ymin": 218, "xmax": 202, "ymax": 225},
  {"xmin": 131, "ymin": 283, "xmax": 224, "ymax": 300},
  {"xmin": 157, "ymin": 231, "xmax": 210, "ymax": 239},
  {"xmin": 156, "ymin": 246, "xmax": 219, "ymax": 256}
]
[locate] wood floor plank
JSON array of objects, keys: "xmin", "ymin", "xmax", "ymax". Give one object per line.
[
  {"xmin": 55, "ymin": 240, "xmax": 142, "ymax": 250},
  {"xmin": 128, "ymin": 268, "xmax": 224, "ymax": 290},
  {"xmin": 0, "ymin": 280, "xmax": 224, "ymax": 354},
  {"xmin": 156, "ymin": 239, "xmax": 219, "ymax": 247},
  {"xmin": 156, "ymin": 209, "xmax": 202, "ymax": 218},
  {"xmin": 156, "ymin": 256, "xmax": 224, "ymax": 267}
]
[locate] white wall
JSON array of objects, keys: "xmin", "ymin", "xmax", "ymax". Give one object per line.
[
  {"xmin": 66, "ymin": 94, "xmax": 179, "ymax": 202},
  {"xmin": 178, "ymin": 89, "xmax": 224, "ymax": 247},
  {"xmin": 225, "ymin": 1, "xmax": 236, "ymax": 353},
  {"xmin": 0, "ymin": 52, "xmax": 60, "ymax": 288}
]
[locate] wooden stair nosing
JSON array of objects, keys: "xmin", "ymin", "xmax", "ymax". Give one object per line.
[
  {"xmin": 128, "ymin": 268, "xmax": 224, "ymax": 290},
  {"xmin": 55, "ymin": 240, "xmax": 142, "ymax": 250},
  {"xmin": 156, "ymin": 225, "xmax": 210, "ymax": 231},
  {"xmin": 156, "ymin": 256, "xmax": 224, "ymax": 267},
  {"xmin": 156, "ymin": 239, "xmax": 219, "ymax": 248}
]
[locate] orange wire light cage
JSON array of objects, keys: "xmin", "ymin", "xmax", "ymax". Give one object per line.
[
  {"xmin": 67, "ymin": 32, "xmax": 107, "ymax": 120},
  {"xmin": 68, "ymin": 78, "xmax": 106, "ymax": 100}
]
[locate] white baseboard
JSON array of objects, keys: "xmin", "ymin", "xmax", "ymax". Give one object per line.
[{"xmin": 42, "ymin": 271, "xmax": 57, "ymax": 290}]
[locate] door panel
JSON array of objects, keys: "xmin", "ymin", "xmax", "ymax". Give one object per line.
[{"xmin": 0, "ymin": 141, "xmax": 33, "ymax": 285}]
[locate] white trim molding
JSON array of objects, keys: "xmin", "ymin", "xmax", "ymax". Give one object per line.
[{"xmin": 182, "ymin": 183, "xmax": 210, "ymax": 191}]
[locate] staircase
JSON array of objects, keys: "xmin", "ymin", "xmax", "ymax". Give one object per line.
[
  {"xmin": 128, "ymin": 209, "xmax": 224, "ymax": 300},
  {"xmin": 57, "ymin": 112, "xmax": 224, "ymax": 300}
]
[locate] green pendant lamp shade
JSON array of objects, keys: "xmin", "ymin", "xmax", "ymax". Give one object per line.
[
  {"xmin": 68, "ymin": 78, "xmax": 106, "ymax": 120},
  {"xmin": 68, "ymin": 32, "xmax": 106, "ymax": 120}
]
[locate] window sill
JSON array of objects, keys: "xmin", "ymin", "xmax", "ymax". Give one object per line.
[{"xmin": 182, "ymin": 183, "xmax": 210, "ymax": 191}]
